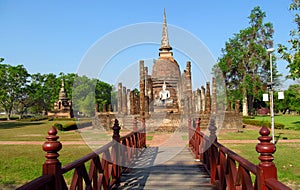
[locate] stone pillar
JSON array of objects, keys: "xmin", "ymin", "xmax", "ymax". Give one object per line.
[
  {"xmin": 145, "ymin": 96, "xmax": 149, "ymax": 117},
  {"xmin": 196, "ymin": 88, "xmax": 201, "ymax": 113},
  {"xmin": 113, "ymin": 104, "xmax": 117, "ymax": 113},
  {"xmin": 108, "ymin": 104, "xmax": 112, "ymax": 112},
  {"xmin": 235, "ymin": 100, "xmax": 240, "ymax": 114},
  {"xmin": 127, "ymin": 89, "xmax": 131, "ymax": 115},
  {"xmin": 205, "ymin": 82, "xmax": 211, "ymax": 114},
  {"xmin": 139, "ymin": 60, "xmax": 145, "ymax": 116},
  {"xmin": 186, "ymin": 61, "xmax": 192, "ymax": 114},
  {"xmin": 95, "ymin": 103, "xmax": 99, "ymax": 112},
  {"xmin": 147, "ymin": 78, "xmax": 153, "ymax": 112},
  {"xmin": 201, "ymin": 86, "xmax": 206, "ymax": 113},
  {"xmin": 103, "ymin": 104, "xmax": 106, "ymax": 112},
  {"xmin": 211, "ymin": 77, "xmax": 217, "ymax": 114},
  {"xmin": 135, "ymin": 94, "xmax": 140, "ymax": 114},
  {"xmin": 118, "ymin": 83, "xmax": 122, "ymax": 114},
  {"xmin": 144, "ymin": 66, "xmax": 148, "ymax": 96},
  {"xmin": 122, "ymin": 86, "xmax": 127, "ymax": 114},
  {"xmin": 130, "ymin": 90, "xmax": 135, "ymax": 115}
]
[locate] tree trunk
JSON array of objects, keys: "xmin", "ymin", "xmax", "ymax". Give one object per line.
[
  {"xmin": 7, "ymin": 113, "xmax": 11, "ymax": 120},
  {"xmin": 243, "ymin": 87, "xmax": 248, "ymax": 116}
]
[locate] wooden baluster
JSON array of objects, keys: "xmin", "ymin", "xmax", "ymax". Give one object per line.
[
  {"xmin": 188, "ymin": 118, "xmax": 192, "ymax": 148},
  {"xmin": 194, "ymin": 118, "xmax": 201, "ymax": 159},
  {"xmin": 42, "ymin": 126, "xmax": 63, "ymax": 190},
  {"xmin": 112, "ymin": 119, "xmax": 121, "ymax": 184},
  {"xmin": 141, "ymin": 117, "xmax": 146, "ymax": 148},
  {"xmin": 256, "ymin": 126, "xmax": 277, "ymax": 190},
  {"xmin": 196, "ymin": 118, "xmax": 202, "ymax": 160},
  {"xmin": 209, "ymin": 117, "xmax": 217, "ymax": 186}
]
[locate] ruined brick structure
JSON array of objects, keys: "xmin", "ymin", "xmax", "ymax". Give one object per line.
[
  {"xmin": 94, "ymin": 10, "xmax": 242, "ymax": 131},
  {"xmin": 48, "ymin": 76, "xmax": 73, "ymax": 118}
]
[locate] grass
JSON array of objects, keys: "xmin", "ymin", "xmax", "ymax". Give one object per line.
[
  {"xmin": 0, "ymin": 120, "xmax": 95, "ymax": 141},
  {"xmin": 1, "ymin": 116, "xmax": 300, "ymax": 188},
  {"xmin": 218, "ymin": 126, "xmax": 300, "ymax": 140},
  {"xmin": 250, "ymin": 115, "xmax": 300, "ymax": 130},
  {"xmin": 223, "ymin": 142, "xmax": 300, "ymax": 186},
  {"xmin": 0, "ymin": 144, "xmax": 92, "ymax": 188}
]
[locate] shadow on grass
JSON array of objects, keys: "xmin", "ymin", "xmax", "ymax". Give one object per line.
[
  {"xmin": 292, "ymin": 121, "xmax": 300, "ymax": 130},
  {"xmin": 0, "ymin": 121, "xmax": 45, "ymax": 129}
]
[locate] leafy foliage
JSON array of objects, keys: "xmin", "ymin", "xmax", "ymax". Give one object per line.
[
  {"xmin": 275, "ymin": 84, "xmax": 300, "ymax": 114},
  {"xmin": 0, "ymin": 61, "xmax": 30, "ymax": 120},
  {"xmin": 278, "ymin": 0, "xmax": 300, "ymax": 80},
  {"xmin": 0, "ymin": 59, "xmax": 113, "ymax": 118},
  {"xmin": 215, "ymin": 6, "xmax": 278, "ymax": 115}
]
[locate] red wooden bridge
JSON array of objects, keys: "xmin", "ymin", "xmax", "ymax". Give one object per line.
[{"xmin": 17, "ymin": 118, "xmax": 291, "ymax": 190}]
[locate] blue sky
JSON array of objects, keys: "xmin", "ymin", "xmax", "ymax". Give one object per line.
[{"xmin": 0, "ymin": 0, "xmax": 297, "ymax": 89}]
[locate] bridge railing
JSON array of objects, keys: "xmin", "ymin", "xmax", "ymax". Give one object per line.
[
  {"xmin": 17, "ymin": 118, "xmax": 146, "ymax": 190},
  {"xmin": 188, "ymin": 117, "xmax": 291, "ymax": 190}
]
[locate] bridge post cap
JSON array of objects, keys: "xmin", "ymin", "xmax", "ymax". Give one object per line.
[
  {"xmin": 208, "ymin": 118, "xmax": 217, "ymax": 142},
  {"xmin": 42, "ymin": 126, "xmax": 62, "ymax": 163},
  {"xmin": 208, "ymin": 118, "xmax": 217, "ymax": 132},
  {"xmin": 112, "ymin": 119, "xmax": 121, "ymax": 141},
  {"xmin": 256, "ymin": 126, "xmax": 276, "ymax": 167}
]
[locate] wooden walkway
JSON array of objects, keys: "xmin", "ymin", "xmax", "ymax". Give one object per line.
[{"xmin": 115, "ymin": 146, "xmax": 215, "ymax": 190}]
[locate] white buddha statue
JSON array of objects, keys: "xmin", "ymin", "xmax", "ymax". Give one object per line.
[{"xmin": 159, "ymin": 81, "xmax": 170, "ymax": 104}]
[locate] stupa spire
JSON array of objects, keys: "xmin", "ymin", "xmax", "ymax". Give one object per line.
[
  {"xmin": 59, "ymin": 73, "xmax": 67, "ymax": 100},
  {"xmin": 159, "ymin": 9, "xmax": 172, "ymax": 52}
]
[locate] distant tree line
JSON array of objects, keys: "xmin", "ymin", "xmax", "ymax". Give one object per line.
[{"xmin": 0, "ymin": 59, "xmax": 114, "ymax": 120}]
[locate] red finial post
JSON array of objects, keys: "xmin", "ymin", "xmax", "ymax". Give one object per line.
[
  {"xmin": 256, "ymin": 126, "xmax": 277, "ymax": 190},
  {"xmin": 209, "ymin": 117, "xmax": 217, "ymax": 143},
  {"xmin": 42, "ymin": 126, "xmax": 62, "ymax": 175},
  {"xmin": 42, "ymin": 126, "xmax": 62, "ymax": 189},
  {"xmin": 112, "ymin": 119, "xmax": 121, "ymax": 142}
]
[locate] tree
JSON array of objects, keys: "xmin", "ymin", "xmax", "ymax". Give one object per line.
[
  {"xmin": 0, "ymin": 63, "xmax": 30, "ymax": 120},
  {"xmin": 95, "ymin": 80, "xmax": 113, "ymax": 111},
  {"xmin": 30, "ymin": 73, "xmax": 61, "ymax": 114},
  {"xmin": 278, "ymin": 0, "xmax": 300, "ymax": 80},
  {"xmin": 275, "ymin": 84, "xmax": 300, "ymax": 114},
  {"xmin": 215, "ymin": 6, "xmax": 277, "ymax": 116}
]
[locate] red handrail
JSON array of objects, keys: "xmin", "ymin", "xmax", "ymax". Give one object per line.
[
  {"xmin": 188, "ymin": 117, "xmax": 291, "ymax": 190},
  {"xmin": 17, "ymin": 118, "xmax": 146, "ymax": 190}
]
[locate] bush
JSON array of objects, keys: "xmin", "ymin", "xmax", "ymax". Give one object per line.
[
  {"xmin": 48, "ymin": 118, "xmax": 76, "ymax": 121},
  {"xmin": 18, "ymin": 116, "xmax": 48, "ymax": 122},
  {"xmin": 53, "ymin": 121, "xmax": 91, "ymax": 131},
  {"xmin": 53, "ymin": 123, "xmax": 63, "ymax": 131},
  {"xmin": 242, "ymin": 116, "xmax": 255, "ymax": 120},
  {"xmin": 243, "ymin": 119, "xmax": 285, "ymax": 129},
  {"xmin": 62, "ymin": 122, "xmax": 78, "ymax": 131}
]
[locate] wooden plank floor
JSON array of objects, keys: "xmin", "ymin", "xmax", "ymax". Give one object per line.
[{"xmin": 114, "ymin": 146, "xmax": 215, "ymax": 190}]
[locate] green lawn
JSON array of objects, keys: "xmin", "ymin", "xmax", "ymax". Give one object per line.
[
  {"xmin": 252, "ymin": 115, "xmax": 300, "ymax": 130},
  {"xmin": 223, "ymin": 142, "xmax": 300, "ymax": 186},
  {"xmin": 0, "ymin": 144, "xmax": 92, "ymax": 188},
  {"xmin": 1, "ymin": 118, "xmax": 300, "ymax": 188}
]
